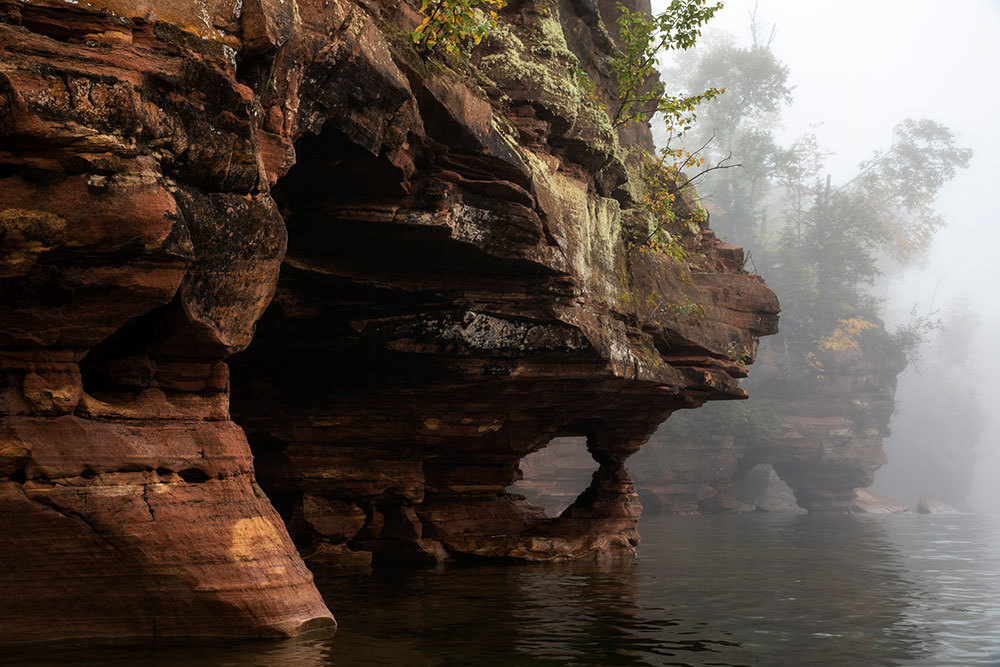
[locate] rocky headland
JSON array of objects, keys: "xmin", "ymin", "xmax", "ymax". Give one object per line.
[{"xmin": 629, "ymin": 324, "xmax": 908, "ymax": 514}]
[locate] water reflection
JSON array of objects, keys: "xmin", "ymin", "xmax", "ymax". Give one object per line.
[
  {"xmin": 634, "ymin": 514, "xmax": 928, "ymax": 665},
  {"xmin": 5, "ymin": 514, "xmax": 1000, "ymax": 665},
  {"xmin": 317, "ymin": 558, "xmax": 650, "ymax": 666},
  {"xmin": 318, "ymin": 514, "xmax": 924, "ymax": 665},
  {"xmin": 0, "ymin": 635, "xmax": 337, "ymax": 667}
]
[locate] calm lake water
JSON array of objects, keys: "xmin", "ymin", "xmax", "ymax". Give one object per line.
[{"xmin": 8, "ymin": 513, "xmax": 1000, "ymax": 666}]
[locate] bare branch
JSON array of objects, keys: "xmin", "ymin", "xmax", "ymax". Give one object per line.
[
  {"xmin": 632, "ymin": 150, "xmax": 741, "ymax": 248},
  {"xmin": 675, "ymin": 152, "xmax": 742, "ymax": 192},
  {"xmin": 636, "ymin": 294, "xmax": 668, "ymax": 330},
  {"xmin": 685, "ymin": 132, "xmax": 718, "ymax": 163}
]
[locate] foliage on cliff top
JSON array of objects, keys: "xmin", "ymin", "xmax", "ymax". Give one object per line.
[
  {"xmin": 628, "ymin": 142, "xmax": 728, "ymax": 273},
  {"xmin": 817, "ymin": 317, "xmax": 878, "ymax": 352},
  {"xmin": 670, "ymin": 29, "xmax": 970, "ymax": 369},
  {"xmin": 630, "ymin": 155, "xmax": 698, "ymax": 257},
  {"xmin": 611, "ymin": 0, "xmax": 724, "ymax": 129},
  {"xmin": 413, "ymin": 0, "xmax": 506, "ymax": 56}
]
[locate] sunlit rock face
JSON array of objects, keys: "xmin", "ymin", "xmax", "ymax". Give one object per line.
[
  {"xmin": 0, "ymin": 0, "xmax": 777, "ymax": 642},
  {"xmin": 0, "ymin": 0, "xmax": 333, "ymax": 643}
]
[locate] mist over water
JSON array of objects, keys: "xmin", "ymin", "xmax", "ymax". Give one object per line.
[{"xmin": 653, "ymin": 0, "xmax": 1000, "ymax": 510}]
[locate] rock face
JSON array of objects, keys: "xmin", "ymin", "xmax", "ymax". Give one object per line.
[
  {"xmin": 0, "ymin": 0, "xmax": 334, "ymax": 642},
  {"xmin": 917, "ymin": 494, "xmax": 960, "ymax": 515},
  {"xmin": 746, "ymin": 327, "xmax": 907, "ymax": 512},
  {"xmin": 219, "ymin": 0, "xmax": 781, "ymax": 570},
  {"xmin": 0, "ymin": 0, "xmax": 778, "ymax": 643},
  {"xmin": 631, "ymin": 426, "xmax": 747, "ymax": 514}
]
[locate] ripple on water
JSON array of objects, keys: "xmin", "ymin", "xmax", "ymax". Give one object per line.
[{"xmin": 4, "ymin": 513, "xmax": 1000, "ymax": 666}]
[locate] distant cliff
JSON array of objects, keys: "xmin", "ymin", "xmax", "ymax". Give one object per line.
[{"xmin": 631, "ymin": 322, "xmax": 907, "ymax": 513}]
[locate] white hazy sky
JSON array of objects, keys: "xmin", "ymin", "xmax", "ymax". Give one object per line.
[{"xmin": 653, "ymin": 0, "xmax": 1000, "ymax": 507}]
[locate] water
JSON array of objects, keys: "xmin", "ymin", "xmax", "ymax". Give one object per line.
[{"xmin": 7, "ymin": 513, "xmax": 1000, "ymax": 666}]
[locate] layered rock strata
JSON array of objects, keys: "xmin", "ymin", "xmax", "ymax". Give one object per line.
[
  {"xmin": 226, "ymin": 0, "xmax": 779, "ymax": 567},
  {"xmin": 0, "ymin": 0, "xmax": 778, "ymax": 642},
  {"xmin": 0, "ymin": 0, "xmax": 333, "ymax": 641}
]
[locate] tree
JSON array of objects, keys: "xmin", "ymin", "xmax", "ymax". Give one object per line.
[
  {"xmin": 662, "ymin": 33, "xmax": 793, "ymax": 249},
  {"xmin": 769, "ymin": 119, "xmax": 971, "ymax": 348},
  {"xmin": 610, "ymin": 0, "xmax": 724, "ymax": 130},
  {"xmin": 844, "ymin": 119, "xmax": 972, "ymax": 262},
  {"xmin": 412, "ymin": 0, "xmax": 506, "ymax": 56},
  {"xmin": 653, "ymin": 26, "xmax": 971, "ymax": 442}
]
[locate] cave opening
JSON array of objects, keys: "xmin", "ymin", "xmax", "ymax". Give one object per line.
[
  {"xmin": 733, "ymin": 463, "xmax": 802, "ymax": 512},
  {"xmin": 226, "ymin": 118, "xmax": 586, "ymax": 569},
  {"xmin": 77, "ymin": 303, "xmax": 173, "ymax": 399},
  {"xmin": 226, "ymin": 122, "xmax": 433, "ymax": 570},
  {"xmin": 507, "ymin": 436, "xmax": 601, "ymax": 518}
]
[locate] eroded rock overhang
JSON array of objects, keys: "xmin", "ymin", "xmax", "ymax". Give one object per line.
[{"xmin": 0, "ymin": 0, "xmax": 778, "ymax": 642}]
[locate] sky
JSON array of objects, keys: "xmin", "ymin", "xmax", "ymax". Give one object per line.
[{"xmin": 653, "ymin": 0, "xmax": 1000, "ymax": 508}]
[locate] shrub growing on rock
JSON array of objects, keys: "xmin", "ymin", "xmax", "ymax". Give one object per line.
[{"xmin": 412, "ymin": 0, "xmax": 507, "ymax": 56}]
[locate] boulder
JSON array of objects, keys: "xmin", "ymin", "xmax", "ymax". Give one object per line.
[
  {"xmin": 917, "ymin": 494, "xmax": 961, "ymax": 514},
  {"xmin": 852, "ymin": 489, "xmax": 910, "ymax": 514}
]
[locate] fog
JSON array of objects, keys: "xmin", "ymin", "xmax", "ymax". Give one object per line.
[{"xmin": 652, "ymin": 0, "xmax": 1000, "ymax": 509}]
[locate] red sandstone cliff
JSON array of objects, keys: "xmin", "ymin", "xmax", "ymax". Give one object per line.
[{"xmin": 0, "ymin": 0, "xmax": 778, "ymax": 642}]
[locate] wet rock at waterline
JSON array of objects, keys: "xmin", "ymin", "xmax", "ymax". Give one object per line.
[
  {"xmin": 852, "ymin": 489, "xmax": 911, "ymax": 514},
  {"xmin": 917, "ymin": 494, "xmax": 961, "ymax": 514}
]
